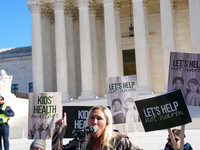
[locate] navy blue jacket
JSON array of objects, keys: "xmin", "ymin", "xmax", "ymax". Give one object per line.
[
  {"xmin": 164, "ymin": 142, "xmax": 193, "ymax": 150},
  {"xmin": 0, "ymin": 103, "xmax": 15, "ymax": 118}
]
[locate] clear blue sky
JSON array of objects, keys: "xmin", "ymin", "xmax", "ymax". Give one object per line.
[{"xmin": 0, "ymin": 0, "xmax": 32, "ymax": 49}]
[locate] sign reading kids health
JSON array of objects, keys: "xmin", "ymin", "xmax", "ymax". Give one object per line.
[
  {"xmin": 135, "ymin": 90, "xmax": 192, "ymax": 132},
  {"xmin": 63, "ymin": 106, "xmax": 93, "ymax": 138},
  {"xmin": 28, "ymin": 92, "xmax": 62, "ymax": 139}
]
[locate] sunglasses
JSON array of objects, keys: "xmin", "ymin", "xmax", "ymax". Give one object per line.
[
  {"xmin": 0, "ymin": 99, "xmax": 4, "ymax": 101},
  {"xmin": 167, "ymin": 138, "xmax": 179, "ymax": 142}
]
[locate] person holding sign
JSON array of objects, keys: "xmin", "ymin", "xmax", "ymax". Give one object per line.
[
  {"xmin": 164, "ymin": 129, "xmax": 193, "ymax": 150},
  {"xmin": 52, "ymin": 106, "xmax": 143, "ymax": 150},
  {"xmin": 52, "ymin": 113, "xmax": 67, "ymax": 150}
]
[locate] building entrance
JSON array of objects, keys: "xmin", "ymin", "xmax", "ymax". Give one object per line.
[{"xmin": 123, "ymin": 49, "xmax": 136, "ymax": 75}]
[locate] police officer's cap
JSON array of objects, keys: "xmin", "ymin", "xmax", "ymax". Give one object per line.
[{"xmin": 0, "ymin": 96, "xmax": 4, "ymax": 101}]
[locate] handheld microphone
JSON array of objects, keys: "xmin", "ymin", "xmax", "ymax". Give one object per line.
[{"xmin": 84, "ymin": 126, "xmax": 97, "ymax": 133}]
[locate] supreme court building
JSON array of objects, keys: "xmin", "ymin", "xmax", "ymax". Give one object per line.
[{"xmin": 0, "ymin": 0, "xmax": 199, "ymax": 102}]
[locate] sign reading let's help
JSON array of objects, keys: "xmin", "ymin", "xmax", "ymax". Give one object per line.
[{"xmin": 135, "ymin": 90, "xmax": 192, "ymax": 132}]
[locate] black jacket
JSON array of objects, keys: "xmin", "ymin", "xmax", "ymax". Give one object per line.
[{"xmin": 52, "ymin": 122, "xmax": 142, "ymax": 150}]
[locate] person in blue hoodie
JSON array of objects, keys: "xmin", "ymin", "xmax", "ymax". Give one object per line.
[{"xmin": 164, "ymin": 129, "xmax": 193, "ymax": 150}]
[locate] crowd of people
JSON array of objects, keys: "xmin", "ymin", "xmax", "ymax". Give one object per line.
[
  {"xmin": 0, "ymin": 92, "xmax": 194, "ymax": 150},
  {"xmin": 0, "ymin": 68, "xmax": 196, "ymax": 150},
  {"xmin": 29, "ymin": 105, "xmax": 193, "ymax": 150}
]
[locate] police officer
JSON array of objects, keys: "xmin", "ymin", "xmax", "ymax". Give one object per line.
[{"xmin": 0, "ymin": 96, "xmax": 15, "ymax": 150}]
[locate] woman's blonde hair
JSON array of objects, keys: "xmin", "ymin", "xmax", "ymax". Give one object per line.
[{"xmin": 84, "ymin": 105, "xmax": 117, "ymax": 149}]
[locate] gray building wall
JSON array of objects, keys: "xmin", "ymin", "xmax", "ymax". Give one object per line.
[{"xmin": 0, "ymin": 46, "xmax": 32, "ymax": 93}]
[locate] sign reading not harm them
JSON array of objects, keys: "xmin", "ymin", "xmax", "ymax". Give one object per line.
[{"xmin": 135, "ymin": 90, "xmax": 192, "ymax": 132}]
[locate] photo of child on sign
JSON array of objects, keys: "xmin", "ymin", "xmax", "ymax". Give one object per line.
[
  {"xmin": 28, "ymin": 118, "xmax": 54, "ymax": 139},
  {"xmin": 125, "ymin": 97, "xmax": 140, "ymax": 123},
  {"xmin": 167, "ymin": 52, "xmax": 200, "ymax": 106},
  {"xmin": 106, "ymin": 75, "xmax": 140, "ymax": 124},
  {"xmin": 111, "ymin": 98, "xmax": 125, "ymax": 124}
]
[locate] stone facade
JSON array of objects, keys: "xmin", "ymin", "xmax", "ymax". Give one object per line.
[
  {"xmin": 0, "ymin": 47, "xmax": 32, "ymax": 94},
  {"xmin": 1, "ymin": 0, "xmax": 197, "ymax": 101}
]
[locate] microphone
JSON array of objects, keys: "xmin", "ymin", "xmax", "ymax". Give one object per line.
[
  {"xmin": 72, "ymin": 130, "xmax": 85, "ymax": 139},
  {"xmin": 84, "ymin": 126, "xmax": 97, "ymax": 133}
]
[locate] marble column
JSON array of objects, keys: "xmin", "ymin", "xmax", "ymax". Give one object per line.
[
  {"xmin": 41, "ymin": 7, "xmax": 54, "ymax": 92},
  {"xmin": 114, "ymin": 1, "xmax": 123, "ymax": 76},
  {"xmin": 73, "ymin": 11, "xmax": 82, "ymax": 98},
  {"xmin": 51, "ymin": 0, "xmax": 70, "ymax": 102},
  {"xmin": 77, "ymin": 0, "xmax": 95, "ymax": 99},
  {"xmin": 103, "ymin": 0, "xmax": 119, "ymax": 78},
  {"xmin": 143, "ymin": 0, "xmax": 151, "ymax": 90},
  {"xmin": 160, "ymin": 0, "xmax": 175, "ymax": 90},
  {"xmin": 132, "ymin": 0, "xmax": 151, "ymax": 94},
  {"xmin": 172, "ymin": 0, "xmax": 178, "ymax": 51},
  {"xmin": 189, "ymin": 0, "xmax": 200, "ymax": 52},
  {"xmin": 27, "ymin": 1, "xmax": 44, "ymax": 92},
  {"xmin": 96, "ymin": 5, "xmax": 106, "ymax": 97},
  {"xmin": 65, "ymin": 5, "xmax": 77, "ymax": 99},
  {"xmin": 89, "ymin": 2, "xmax": 100, "ymax": 97},
  {"xmin": 20, "ymin": 66, "xmax": 27, "ymax": 93},
  {"xmin": 50, "ymin": 18, "xmax": 57, "ymax": 92}
]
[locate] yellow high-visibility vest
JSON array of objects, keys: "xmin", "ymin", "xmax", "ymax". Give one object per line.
[{"xmin": 0, "ymin": 104, "xmax": 10, "ymax": 123}]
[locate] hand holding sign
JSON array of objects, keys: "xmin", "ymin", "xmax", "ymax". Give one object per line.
[
  {"xmin": 136, "ymin": 90, "xmax": 192, "ymax": 150},
  {"xmin": 28, "ymin": 92, "xmax": 62, "ymax": 140},
  {"xmin": 135, "ymin": 90, "xmax": 192, "ymax": 132}
]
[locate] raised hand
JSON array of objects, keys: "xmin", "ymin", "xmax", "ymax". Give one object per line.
[{"xmin": 57, "ymin": 112, "xmax": 67, "ymax": 125}]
